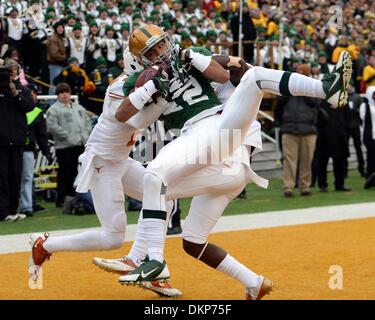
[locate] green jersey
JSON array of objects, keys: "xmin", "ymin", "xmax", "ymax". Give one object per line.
[
  {"xmin": 161, "ymin": 47, "xmax": 220, "ymax": 130},
  {"xmin": 123, "ymin": 47, "xmax": 221, "ymax": 130}
]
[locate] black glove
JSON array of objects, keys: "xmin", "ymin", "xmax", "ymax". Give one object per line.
[
  {"xmin": 151, "ymin": 66, "xmax": 171, "ymax": 102},
  {"xmin": 179, "ymin": 49, "xmax": 192, "ymax": 64}
]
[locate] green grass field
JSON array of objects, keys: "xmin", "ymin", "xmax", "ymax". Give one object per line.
[{"xmin": 0, "ymin": 170, "xmax": 373, "ymax": 236}]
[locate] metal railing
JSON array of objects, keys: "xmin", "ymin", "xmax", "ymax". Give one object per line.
[{"xmin": 37, "ymin": 95, "xmax": 79, "ymax": 103}]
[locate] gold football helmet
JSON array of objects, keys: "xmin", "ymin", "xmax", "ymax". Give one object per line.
[{"xmin": 129, "ymin": 24, "xmax": 178, "ymax": 67}]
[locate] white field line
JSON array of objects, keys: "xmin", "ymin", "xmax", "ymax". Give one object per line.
[{"xmin": 1, "ymin": 202, "xmax": 375, "ymax": 254}]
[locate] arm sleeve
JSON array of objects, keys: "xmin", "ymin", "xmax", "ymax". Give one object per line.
[{"xmin": 126, "ymin": 99, "xmax": 168, "ymax": 129}]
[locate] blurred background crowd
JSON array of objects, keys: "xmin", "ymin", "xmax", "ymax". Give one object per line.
[{"xmin": 0, "ymin": 0, "xmax": 374, "ymax": 224}]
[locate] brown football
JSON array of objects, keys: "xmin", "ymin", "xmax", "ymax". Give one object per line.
[{"xmin": 135, "ymin": 63, "xmax": 169, "ymax": 88}]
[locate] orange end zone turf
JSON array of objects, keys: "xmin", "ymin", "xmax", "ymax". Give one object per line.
[{"xmin": 1, "ymin": 217, "xmax": 375, "ymax": 300}]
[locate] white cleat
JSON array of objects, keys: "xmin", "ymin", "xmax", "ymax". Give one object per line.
[
  {"xmin": 245, "ymin": 275, "xmax": 273, "ymax": 300},
  {"xmin": 28, "ymin": 233, "xmax": 51, "ymax": 281},
  {"xmin": 139, "ymin": 281, "xmax": 182, "ymax": 297},
  {"xmin": 92, "ymin": 256, "xmax": 136, "ymax": 275},
  {"xmin": 93, "ymin": 256, "xmax": 182, "ymax": 297}
]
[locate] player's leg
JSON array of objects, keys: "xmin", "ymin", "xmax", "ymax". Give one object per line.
[
  {"xmin": 181, "ymin": 192, "xmax": 272, "ymax": 300},
  {"xmin": 218, "ymin": 51, "xmax": 352, "ymax": 154},
  {"xmin": 29, "ymin": 158, "xmax": 128, "ymax": 278},
  {"xmin": 249, "ymin": 51, "xmax": 351, "ymax": 106},
  {"xmin": 120, "ymin": 131, "xmax": 209, "ymax": 284},
  {"xmin": 43, "ymin": 158, "xmax": 127, "ymax": 252},
  {"xmin": 93, "ymin": 157, "xmax": 178, "ymax": 269},
  {"xmin": 89, "ymin": 158, "xmax": 182, "ymax": 297}
]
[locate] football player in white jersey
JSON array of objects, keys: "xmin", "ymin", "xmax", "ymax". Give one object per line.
[
  {"xmin": 115, "ymin": 24, "xmax": 351, "ymax": 299},
  {"xmin": 28, "ymin": 47, "xmax": 265, "ymax": 298},
  {"xmin": 28, "ymin": 47, "xmax": 183, "ymax": 297}
]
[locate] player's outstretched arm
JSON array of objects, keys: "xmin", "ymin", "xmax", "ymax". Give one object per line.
[
  {"xmin": 115, "ymin": 95, "xmax": 140, "ymax": 122},
  {"xmin": 115, "ymin": 76, "xmax": 166, "ymax": 122},
  {"xmin": 212, "ymin": 55, "xmax": 250, "ymax": 86},
  {"xmin": 181, "ymin": 49, "xmax": 230, "ymax": 84}
]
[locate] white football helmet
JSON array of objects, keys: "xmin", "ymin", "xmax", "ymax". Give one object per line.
[{"xmin": 123, "ymin": 46, "xmax": 143, "ymax": 76}]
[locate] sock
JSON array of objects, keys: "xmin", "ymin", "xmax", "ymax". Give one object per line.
[
  {"xmin": 141, "ymin": 215, "xmax": 167, "ymax": 263},
  {"xmin": 288, "ymin": 72, "xmax": 325, "ymax": 98},
  {"xmin": 254, "ymin": 67, "xmax": 325, "ymax": 99},
  {"xmin": 216, "ymin": 254, "xmax": 260, "ymax": 289},
  {"xmin": 127, "ymin": 218, "xmax": 148, "ymax": 266},
  {"xmin": 43, "ymin": 230, "xmax": 124, "ymax": 252},
  {"xmin": 141, "ymin": 173, "xmax": 168, "ymax": 263}
]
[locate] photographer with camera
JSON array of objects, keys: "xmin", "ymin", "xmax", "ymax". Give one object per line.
[{"xmin": 0, "ymin": 58, "xmax": 35, "ymax": 222}]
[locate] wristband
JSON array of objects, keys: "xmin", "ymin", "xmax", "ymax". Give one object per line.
[
  {"xmin": 128, "ymin": 80, "xmax": 157, "ymax": 110},
  {"xmin": 189, "ymin": 50, "xmax": 212, "ymax": 72}
]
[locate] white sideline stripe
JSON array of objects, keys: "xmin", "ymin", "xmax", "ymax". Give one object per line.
[{"xmin": 1, "ymin": 202, "xmax": 375, "ymax": 254}]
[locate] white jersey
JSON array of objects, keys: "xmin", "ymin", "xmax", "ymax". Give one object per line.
[
  {"xmin": 86, "ymin": 74, "xmax": 168, "ymax": 162},
  {"xmin": 7, "ymin": 17, "xmax": 25, "ymax": 40},
  {"xmin": 77, "ymin": 73, "xmax": 167, "ymax": 192},
  {"xmin": 86, "ymin": 74, "xmax": 137, "ymax": 162},
  {"xmin": 68, "ymin": 36, "xmax": 87, "ymax": 65}
]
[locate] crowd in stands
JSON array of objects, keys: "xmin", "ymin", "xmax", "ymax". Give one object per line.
[{"xmin": 0, "ymin": 0, "xmax": 374, "ymax": 222}]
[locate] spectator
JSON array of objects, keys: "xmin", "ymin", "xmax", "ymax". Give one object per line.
[
  {"xmin": 118, "ymin": 23, "xmax": 130, "ymax": 49},
  {"xmin": 88, "ymin": 56, "xmax": 110, "ymax": 116},
  {"xmin": 19, "ymin": 84, "xmax": 52, "ymax": 217},
  {"xmin": 310, "ymin": 61, "xmax": 322, "ymax": 80},
  {"xmin": 275, "ymin": 64, "xmax": 320, "ymax": 197},
  {"xmin": 230, "ymin": 2, "xmax": 257, "ymax": 64},
  {"xmin": 5, "ymin": 7, "xmax": 27, "ymax": 55},
  {"xmin": 317, "ymin": 51, "xmax": 331, "ymax": 75},
  {"xmin": 108, "ymin": 53, "xmax": 124, "ymax": 79},
  {"xmin": 2, "ymin": 46, "xmax": 28, "ymax": 86},
  {"xmin": 347, "ymin": 84, "xmax": 365, "ymax": 177},
  {"xmin": 67, "ymin": 23, "xmax": 87, "ymax": 67},
  {"xmin": 316, "ymin": 101, "xmax": 351, "ymax": 192},
  {"xmin": 360, "ymin": 86, "xmax": 375, "ymax": 189},
  {"xmin": 54, "ymin": 56, "xmax": 95, "ymax": 106},
  {"xmin": 363, "ymin": 53, "xmax": 375, "ymax": 90},
  {"xmin": 0, "ymin": 58, "xmax": 34, "ymax": 222},
  {"xmin": 100, "ymin": 25, "xmax": 121, "ymax": 68},
  {"xmin": 86, "ymin": 21, "xmax": 102, "ymax": 75},
  {"xmin": 217, "ymin": 31, "xmax": 232, "ymax": 56},
  {"xmin": 46, "ymin": 20, "xmax": 67, "ymax": 95},
  {"xmin": 46, "ymin": 82, "xmax": 92, "ymax": 207}
]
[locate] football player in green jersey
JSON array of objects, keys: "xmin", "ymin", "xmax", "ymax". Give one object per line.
[{"xmin": 115, "ymin": 24, "xmax": 352, "ymax": 299}]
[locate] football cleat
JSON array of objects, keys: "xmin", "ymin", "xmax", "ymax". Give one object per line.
[
  {"xmin": 94, "ymin": 256, "xmax": 181, "ymax": 297},
  {"xmin": 28, "ymin": 233, "xmax": 52, "ymax": 281},
  {"xmin": 140, "ymin": 281, "xmax": 182, "ymax": 297},
  {"xmin": 92, "ymin": 256, "xmax": 137, "ymax": 275},
  {"xmin": 245, "ymin": 276, "xmax": 273, "ymax": 300},
  {"xmin": 322, "ymin": 50, "xmax": 352, "ymax": 108},
  {"xmin": 119, "ymin": 259, "xmax": 170, "ymax": 284}
]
